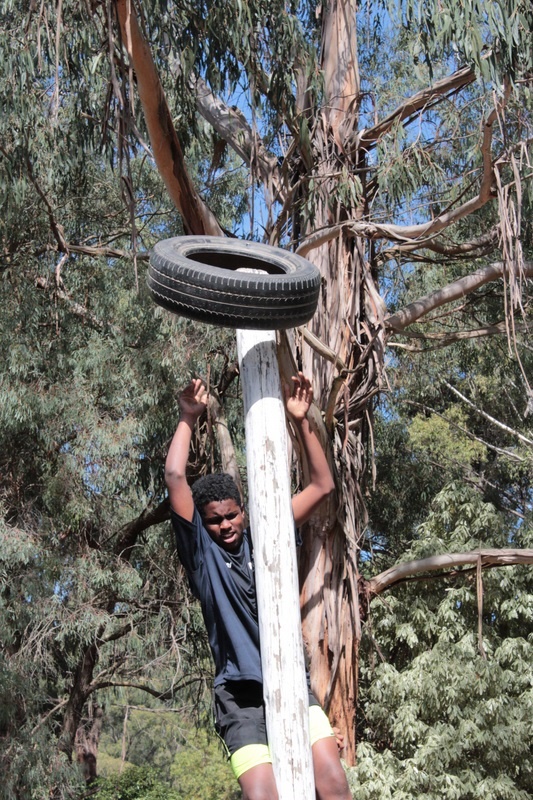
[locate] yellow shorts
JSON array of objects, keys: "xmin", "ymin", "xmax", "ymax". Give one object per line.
[{"xmin": 229, "ymin": 704, "xmax": 334, "ymax": 780}]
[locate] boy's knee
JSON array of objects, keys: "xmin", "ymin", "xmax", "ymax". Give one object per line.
[
  {"xmin": 312, "ymin": 738, "xmax": 351, "ymax": 800},
  {"xmin": 316, "ymin": 772, "xmax": 351, "ymax": 800},
  {"xmin": 238, "ymin": 762, "xmax": 278, "ymax": 800}
]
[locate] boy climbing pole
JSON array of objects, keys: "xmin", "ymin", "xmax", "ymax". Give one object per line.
[{"xmin": 165, "ymin": 372, "xmax": 352, "ymax": 800}]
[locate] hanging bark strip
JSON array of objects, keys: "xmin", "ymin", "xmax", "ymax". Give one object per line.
[{"xmin": 114, "ymin": 0, "xmax": 222, "ymax": 236}]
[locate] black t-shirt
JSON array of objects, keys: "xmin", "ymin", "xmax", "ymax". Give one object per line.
[{"xmin": 171, "ymin": 507, "xmax": 262, "ymax": 687}]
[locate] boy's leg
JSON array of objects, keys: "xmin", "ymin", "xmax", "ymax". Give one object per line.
[
  {"xmin": 215, "ymin": 682, "xmax": 277, "ymax": 799},
  {"xmin": 308, "ymin": 706, "xmax": 351, "ymax": 800},
  {"xmin": 230, "ymin": 742, "xmax": 278, "ymax": 799},
  {"xmin": 312, "ymin": 736, "xmax": 352, "ymax": 800},
  {"xmin": 215, "ymin": 683, "xmax": 350, "ymax": 799},
  {"xmin": 232, "ymin": 737, "xmax": 350, "ymax": 800},
  {"xmin": 233, "ymin": 734, "xmax": 350, "ymax": 800},
  {"xmin": 237, "ymin": 761, "xmax": 278, "ymax": 800}
]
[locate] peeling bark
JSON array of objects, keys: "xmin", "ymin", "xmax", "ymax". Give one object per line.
[{"xmin": 114, "ymin": 0, "xmax": 222, "ymax": 235}]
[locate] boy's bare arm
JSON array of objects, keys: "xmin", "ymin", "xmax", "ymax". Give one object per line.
[
  {"xmin": 165, "ymin": 379, "xmax": 207, "ymax": 521},
  {"xmin": 286, "ymin": 373, "xmax": 335, "ymax": 527}
]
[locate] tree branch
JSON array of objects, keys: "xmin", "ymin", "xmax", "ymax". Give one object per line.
[
  {"xmin": 387, "ymin": 321, "xmax": 529, "ymax": 351},
  {"xmin": 385, "ymin": 261, "xmax": 533, "ymax": 332},
  {"xmin": 187, "ymin": 72, "xmax": 283, "ymax": 200},
  {"xmin": 379, "ymin": 227, "xmax": 500, "ymax": 262},
  {"xmin": 35, "ymin": 276, "xmax": 109, "ymax": 331},
  {"xmin": 366, "ymin": 548, "xmax": 533, "ymax": 597},
  {"xmin": 357, "ymin": 65, "xmax": 476, "ymax": 151},
  {"xmin": 402, "ymin": 398, "xmax": 526, "ymax": 462},
  {"xmin": 296, "ymin": 211, "xmax": 499, "ymax": 258},
  {"xmin": 86, "ymin": 677, "xmax": 203, "ymax": 701},
  {"xmin": 443, "ymin": 380, "xmax": 533, "ymax": 446},
  {"xmin": 297, "ymin": 83, "xmax": 511, "ymax": 259},
  {"xmin": 67, "ymin": 243, "xmax": 148, "ymax": 261},
  {"xmin": 114, "ymin": 497, "xmax": 170, "ymax": 560},
  {"xmin": 26, "ymin": 156, "xmax": 69, "ymax": 252}
]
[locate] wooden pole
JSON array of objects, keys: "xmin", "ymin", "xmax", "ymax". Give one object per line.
[{"xmin": 236, "ymin": 328, "xmax": 315, "ymax": 799}]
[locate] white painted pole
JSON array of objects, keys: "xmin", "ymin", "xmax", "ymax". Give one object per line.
[{"xmin": 236, "ymin": 328, "xmax": 315, "ymax": 799}]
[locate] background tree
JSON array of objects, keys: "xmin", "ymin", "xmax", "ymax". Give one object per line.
[
  {"xmin": 352, "ymin": 484, "xmax": 533, "ymax": 799},
  {"xmin": 1, "ymin": 0, "xmax": 533, "ymax": 793},
  {"xmin": 0, "ymin": 5, "xmax": 247, "ymax": 793}
]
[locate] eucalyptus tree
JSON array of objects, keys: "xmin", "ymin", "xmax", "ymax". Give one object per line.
[
  {"xmin": 102, "ymin": 0, "xmax": 533, "ymax": 763},
  {"xmin": 2, "ymin": 0, "xmax": 533, "ymax": 782}
]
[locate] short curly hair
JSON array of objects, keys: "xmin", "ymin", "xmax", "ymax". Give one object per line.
[{"xmin": 191, "ymin": 473, "xmax": 242, "ymax": 512}]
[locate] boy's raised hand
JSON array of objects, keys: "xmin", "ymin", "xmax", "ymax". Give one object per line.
[
  {"xmin": 179, "ymin": 378, "xmax": 208, "ymax": 421},
  {"xmin": 285, "ymin": 372, "xmax": 313, "ymax": 423}
]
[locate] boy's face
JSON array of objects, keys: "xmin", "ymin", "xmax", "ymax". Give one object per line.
[{"xmin": 201, "ymin": 498, "xmax": 246, "ymax": 552}]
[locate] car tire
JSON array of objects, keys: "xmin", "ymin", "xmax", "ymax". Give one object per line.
[{"xmin": 147, "ymin": 236, "xmax": 321, "ymax": 330}]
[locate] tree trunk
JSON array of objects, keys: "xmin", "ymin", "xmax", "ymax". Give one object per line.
[
  {"xmin": 75, "ymin": 702, "xmax": 104, "ymax": 784},
  {"xmin": 294, "ymin": 0, "xmax": 387, "ymax": 764},
  {"xmin": 59, "ymin": 644, "xmax": 99, "ymax": 763}
]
